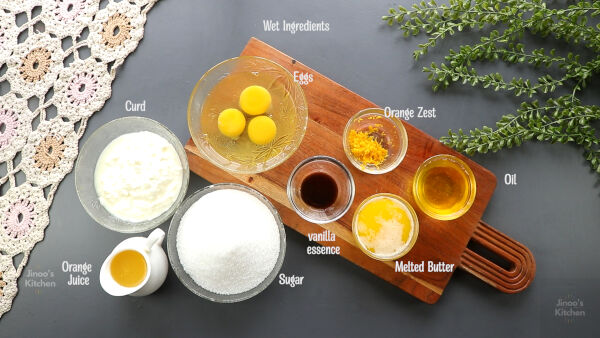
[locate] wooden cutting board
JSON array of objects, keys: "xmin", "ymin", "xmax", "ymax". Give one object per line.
[{"xmin": 185, "ymin": 38, "xmax": 535, "ymax": 304}]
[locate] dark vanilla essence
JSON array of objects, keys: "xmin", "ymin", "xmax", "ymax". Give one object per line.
[{"xmin": 300, "ymin": 172, "xmax": 338, "ymax": 209}]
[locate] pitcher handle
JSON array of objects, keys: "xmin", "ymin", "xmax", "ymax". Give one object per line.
[{"xmin": 145, "ymin": 228, "xmax": 165, "ymax": 252}]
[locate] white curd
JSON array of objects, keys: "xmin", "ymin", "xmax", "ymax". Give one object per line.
[{"xmin": 94, "ymin": 131, "xmax": 183, "ymax": 223}]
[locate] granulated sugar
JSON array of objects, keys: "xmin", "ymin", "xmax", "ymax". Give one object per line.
[{"xmin": 176, "ymin": 188, "xmax": 280, "ymax": 295}]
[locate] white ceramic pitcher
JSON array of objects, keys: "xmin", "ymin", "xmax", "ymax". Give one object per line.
[{"xmin": 100, "ymin": 228, "xmax": 168, "ymax": 296}]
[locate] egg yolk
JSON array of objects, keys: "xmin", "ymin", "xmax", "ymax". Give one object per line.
[
  {"xmin": 248, "ymin": 116, "xmax": 277, "ymax": 145},
  {"xmin": 239, "ymin": 85, "xmax": 271, "ymax": 116},
  {"xmin": 217, "ymin": 108, "xmax": 246, "ymax": 139}
]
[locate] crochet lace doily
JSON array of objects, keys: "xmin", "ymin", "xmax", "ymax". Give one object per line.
[{"xmin": 0, "ymin": 0, "xmax": 159, "ymax": 317}]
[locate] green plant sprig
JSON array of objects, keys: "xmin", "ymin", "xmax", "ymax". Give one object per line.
[
  {"xmin": 444, "ymin": 96, "xmax": 600, "ymax": 152},
  {"xmin": 383, "ymin": 0, "xmax": 600, "ymax": 174}
]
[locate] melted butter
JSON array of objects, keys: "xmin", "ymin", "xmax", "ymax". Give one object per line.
[{"xmin": 356, "ymin": 197, "xmax": 414, "ymax": 256}]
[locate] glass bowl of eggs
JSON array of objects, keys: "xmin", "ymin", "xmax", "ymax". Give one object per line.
[{"xmin": 187, "ymin": 56, "xmax": 309, "ymax": 174}]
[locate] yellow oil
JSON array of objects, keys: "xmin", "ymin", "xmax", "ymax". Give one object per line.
[
  {"xmin": 200, "ymin": 71, "xmax": 298, "ymax": 165},
  {"xmin": 416, "ymin": 162, "xmax": 470, "ymax": 216},
  {"xmin": 356, "ymin": 196, "xmax": 414, "ymax": 257},
  {"xmin": 110, "ymin": 250, "xmax": 147, "ymax": 288}
]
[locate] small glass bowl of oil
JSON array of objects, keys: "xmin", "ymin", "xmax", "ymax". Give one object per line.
[
  {"xmin": 352, "ymin": 193, "xmax": 419, "ymax": 261},
  {"xmin": 412, "ymin": 154, "xmax": 477, "ymax": 221}
]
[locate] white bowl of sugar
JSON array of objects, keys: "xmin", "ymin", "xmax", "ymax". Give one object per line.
[{"xmin": 167, "ymin": 183, "xmax": 286, "ymax": 302}]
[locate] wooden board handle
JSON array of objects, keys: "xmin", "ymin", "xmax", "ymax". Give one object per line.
[{"xmin": 459, "ymin": 221, "xmax": 535, "ymax": 293}]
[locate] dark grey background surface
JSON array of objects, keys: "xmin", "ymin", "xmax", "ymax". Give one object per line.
[{"xmin": 1, "ymin": 0, "xmax": 599, "ymax": 337}]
